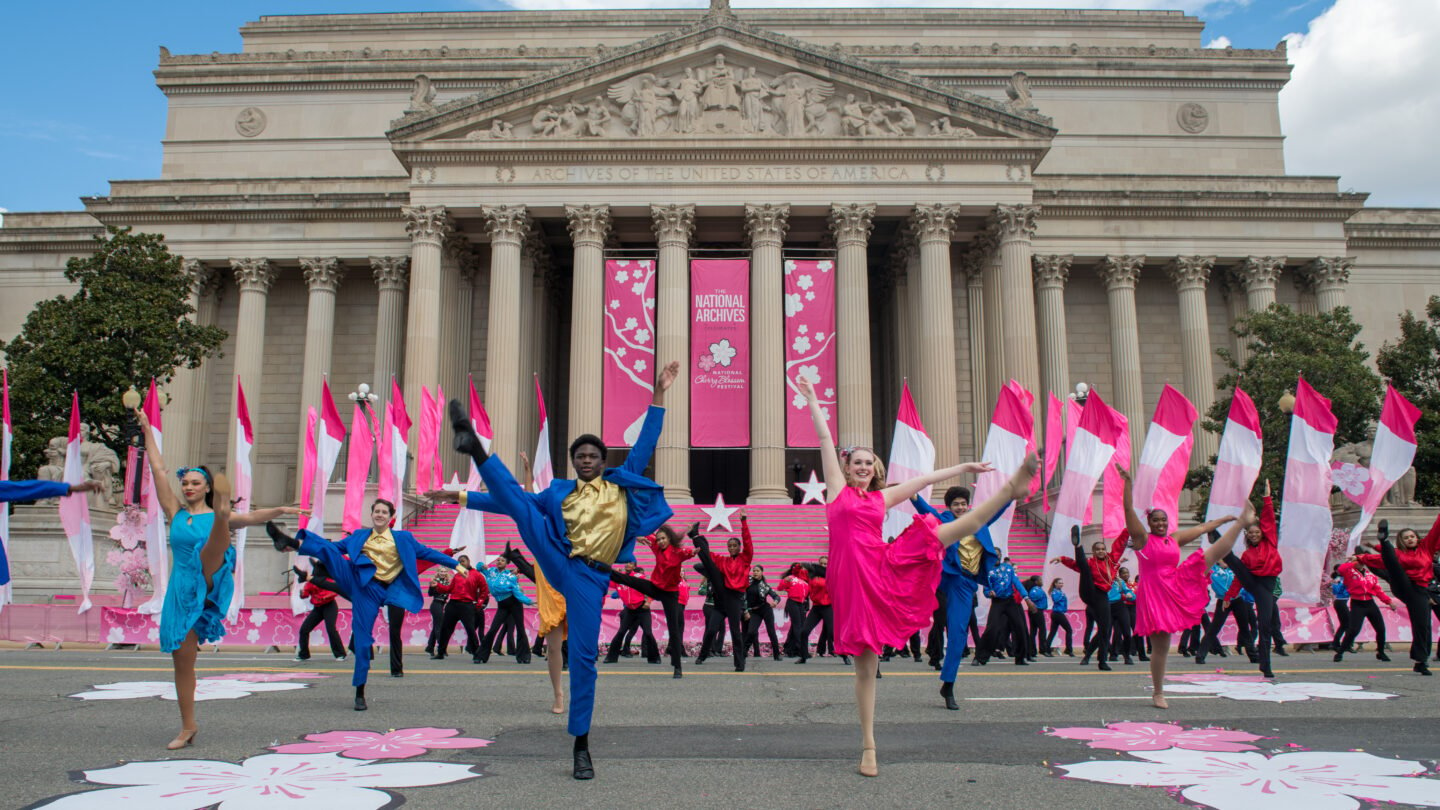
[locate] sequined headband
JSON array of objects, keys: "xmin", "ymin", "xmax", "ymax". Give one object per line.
[{"xmin": 176, "ymin": 466, "xmax": 212, "ymax": 483}]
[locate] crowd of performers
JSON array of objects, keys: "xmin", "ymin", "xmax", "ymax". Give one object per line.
[{"xmin": 12, "ymin": 357, "xmax": 1440, "ymax": 780}]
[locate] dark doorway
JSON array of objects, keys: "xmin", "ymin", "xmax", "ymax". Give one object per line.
[{"xmin": 690, "ymin": 449, "xmax": 749, "ymax": 505}]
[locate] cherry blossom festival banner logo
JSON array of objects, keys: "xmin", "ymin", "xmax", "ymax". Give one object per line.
[
  {"xmin": 603, "ymin": 259, "xmax": 656, "ymax": 448},
  {"xmin": 784, "ymin": 258, "xmax": 837, "ymax": 446},
  {"xmin": 690, "ymin": 259, "xmax": 750, "ymax": 447}
]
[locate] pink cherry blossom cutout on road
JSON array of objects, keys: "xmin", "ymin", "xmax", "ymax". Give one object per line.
[
  {"xmin": 1047, "ymin": 722, "xmax": 1265, "ymax": 752},
  {"xmin": 270, "ymin": 727, "xmax": 493, "ymax": 760}
]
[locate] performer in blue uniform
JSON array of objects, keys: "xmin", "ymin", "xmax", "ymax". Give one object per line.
[{"xmin": 449, "ymin": 360, "xmax": 679, "ymax": 780}]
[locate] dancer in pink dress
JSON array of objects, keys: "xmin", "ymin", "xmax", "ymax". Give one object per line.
[
  {"xmin": 798, "ymin": 378, "xmax": 1037, "ymax": 777},
  {"xmin": 1116, "ymin": 465, "xmax": 1254, "ymax": 708}
]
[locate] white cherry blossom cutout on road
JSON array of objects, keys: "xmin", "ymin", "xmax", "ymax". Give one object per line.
[
  {"xmin": 1163, "ymin": 680, "xmax": 1396, "ymax": 703},
  {"xmin": 69, "ymin": 679, "xmax": 309, "ymax": 702}
]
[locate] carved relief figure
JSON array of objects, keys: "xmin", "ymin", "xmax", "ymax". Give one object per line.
[
  {"xmin": 770, "ymin": 73, "xmax": 833, "ymax": 136},
  {"xmin": 609, "ymin": 73, "xmax": 675, "ymax": 136},
  {"xmin": 558, "ymin": 100, "xmax": 587, "ymax": 137},
  {"xmin": 887, "ymin": 102, "xmax": 917, "ymax": 136},
  {"xmin": 738, "ymin": 67, "xmax": 771, "ymax": 133},
  {"xmin": 671, "ymin": 68, "xmax": 703, "ymax": 134},
  {"xmin": 471, "ymin": 118, "xmax": 513, "ymax": 140},
  {"xmin": 840, "ymin": 94, "xmax": 868, "ymax": 136},
  {"xmin": 409, "ymin": 74, "xmax": 438, "ymax": 113},
  {"xmin": 581, "ymin": 96, "xmax": 611, "ymax": 137},
  {"xmin": 38, "ymin": 437, "xmax": 65, "ymax": 485},
  {"xmin": 701, "ymin": 53, "xmax": 741, "ymax": 111},
  {"xmin": 532, "ymin": 104, "xmax": 562, "ymax": 137},
  {"xmin": 1006, "ymin": 70, "xmax": 1036, "ymax": 112}
]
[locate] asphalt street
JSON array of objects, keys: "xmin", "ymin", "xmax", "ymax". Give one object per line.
[{"xmin": 3, "ymin": 645, "xmax": 1438, "ymax": 809}]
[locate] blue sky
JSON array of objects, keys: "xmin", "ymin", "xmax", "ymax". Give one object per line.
[{"xmin": 2, "ymin": 0, "xmax": 1433, "ymax": 213}]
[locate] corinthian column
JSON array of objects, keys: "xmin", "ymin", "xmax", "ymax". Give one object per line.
[
  {"xmin": 1305, "ymin": 256, "xmax": 1353, "ymax": 312},
  {"xmin": 652, "ymin": 204, "xmax": 696, "ymax": 502},
  {"xmin": 910, "ymin": 203, "xmax": 962, "ymax": 472},
  {"xmin": 964, "ymin": 254, "xmax": 989, "ymax": 454},
  {"xmin": 483, "ymin": 206, "xmax": 530, "ymax": 469},
  {"xmin": 745, "ymin": 203, "xmax": 789, "ymax": 503},
  {"xmin": 976, "ymin": 231, "xmax": 1004, "ymax": 415},
  {"xmin": 168, "ymin": 260, "xmax": 220, "ymax": 471},
  {"xmin": 230, "ymin": 258, "xmax": 278, "ymax": 420},
  {"xmin": 1032, "ymin": 254, "xmax": 1073, "ymax": 406},
  {"xmin": 993, "ymin": 204, "xmax": 1041, "ymax": 401},
  {"xmin": 297, "ymin": 257, "xmax": 345, "ymax": 472},
  {"xmin": 401, "ymin": 206, "xmax": 452, "ymax": 452},
  {"xmin": 1238, "ymin": 255, "xmax": 1286, "ymax": 312},
  {"xmin": 566, "ymin": 204, "xmax": 611, "ymax": 476},
  {"xmin": 829, "ymin": 203, "xmax": 876, "ymax": 449},
  {"xmin": 1098, "ymin": 254, "xmax": 1147, "ymax": 452},
  {"xmin": 370, "ymin": 256, "xmax": 409, "ymax": 403},
  {"xmin": 1167, "ymin": 256, "xmax": 1218, "ymax": 464}
]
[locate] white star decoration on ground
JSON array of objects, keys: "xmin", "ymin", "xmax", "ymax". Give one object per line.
[
  {"xmin": 701, "ymin": 493, "xmax": 739, "ymax": 532},
  {"xmin": 796, "ymin": 471, "xmax": 826, "ymax": 505}
]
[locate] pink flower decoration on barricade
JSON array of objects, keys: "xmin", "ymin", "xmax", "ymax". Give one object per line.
[
  {"xmin": 205, "ymin": 672, "xmax": 329, "ymax": 682},
  {"xmin": 1047, "ymin": 722, "xmax": 1264, "ymax": 752},
  {"xmin": 271, "ymin": 727, "xmax": 492, "ymax": 760}
]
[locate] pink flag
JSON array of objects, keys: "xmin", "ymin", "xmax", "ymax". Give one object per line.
[
  {"xmin": 882, "ymin": 381, "xmax": 936, "ymax": 540},
  {"xmin": 533, "ymin": 375, "xmax": 555, "ymax": 493},
  {"xmin": 380, "ymin": 379, "xmax": 410, "ymax": 527},
  {"xmin": 1131, "ymin": 384, "xmax": 1198, "ymax": 528},
  {"xmin": 341, "ymin": 402, "xmax": 376, "ymax": 534},
  {"xmin": 1066, "ymin": 397, "xmax": 1091, "ymax": 523},
  {"xmin": 0, "ymin": 369, "xmax": 12, "ymax": 612},
  {"xmin": 1278, "ymin": 377, "xmax": 1339, "ymax": 603},
  {"xmin": 690, "ymin": 259, "xmax": 751, "ymax": 447},
  {"xmin": 450, "ymin": 379, "xmax": 493, "ymax": 563},
  {"xmin": 1101, "ymin": 409, "xmax": 1131, "ymax": 538},
  {"xmin": 293, "ymin": 405, "xmax": 319, "ymax": 614},
  {"xmin": 417, "ymin": 386, "xmax": 438, "ymax": 495},
  {"xmin": 1043, "ymin": 392, "xmax": 1063, "ymax": 513},
  {"xmin": 1206, "ymin": 386, "xmax": 1263, "ymax": 525},
  {"xmin": 1044, "ymin": 391, "xmax": 1125, "ymax": 595},
  {"xmin": 295, "ymin": 381, "xmax": 347, "ymax": 614},
  {"xmin": 1346, "ymin": 384, "xmax": 1422, "ymax": 550},
  {"xmin": 59, "ymin": 393, "xmax": 94, "ymax": 613},
  {"xmin": 603, "ymin": 259, "xmax": 657, "ymax": 447},
  {"xmin": 468, "ymin": 377, "xmax": 494, "ymax": 455},
  {"xmin": 784, "ymin": 258, "xmax": 838, "ymax": 447},
  {"xmin": 136, "ymin": 379, "xmax": 170, "ymax": 615},
  {"xmin": 229, "ymin": 378, "xmax": 255, "ymax": 621},
  {"xmin": 973, "ymin": 380, "xmax": 1036, "ymax": 553}
]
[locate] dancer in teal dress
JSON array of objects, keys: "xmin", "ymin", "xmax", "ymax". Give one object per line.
[{"xmin": 138, "ymin": 407, "xmax": 305, "ymax": 750}]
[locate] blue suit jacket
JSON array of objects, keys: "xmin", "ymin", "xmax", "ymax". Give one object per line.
[
  {"xmin": 912, "ymin": 496, "xmax": 1007, "ymax": 582},
  {"xmin": 339, "ymin": 528, "xmax": 459, "ymax": 613},
  {"xmin": 467, "ymin": 405, "xmax": 673, "ymax": 565}
]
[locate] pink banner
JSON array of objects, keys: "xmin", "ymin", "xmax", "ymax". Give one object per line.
[
  {"xmin": 690, "ymin": 259, "xmax": 751, "ymax": 447},
  {"xmin": 784, "ymin": 258, "xmax": 837, "ymax": 447},
  {"xmin": 603, "ymin": 259, "xmax": 657, "ymax": 448}
]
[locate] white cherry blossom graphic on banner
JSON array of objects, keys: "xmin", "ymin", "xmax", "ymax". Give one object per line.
[
  {"xmin": 1163, "ymin": 680, "xmax": 1396, "ymax": 703},
  {"xmin": 784, "ymin": 259, "xmax": 836, "ymax": 446},
  {"xmin": 26, "ymin": 752, "xmax": 483, "ymax": 810},
  {"xmin": 1056, "ymin": 748, "xmax": 1440, "ymax": 810},
  {"xmin": 69, "ymin": 679, "xmax": 309, "ymax": 702}
]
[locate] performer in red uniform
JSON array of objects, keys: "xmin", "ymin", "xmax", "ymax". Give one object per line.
[
  {"xmin": 601, "ymin": 525, "xmax": 696, "ymax": 678},
  {"xmin": 1334, "ymin": 556, "xmax": 1399, "ymax": 663},
  {"xmin": 1355, "ymin": 515, "xmax": 1440, "ymax": 674},
  {"xmin": 432, "ymin": 556, "xmax": 489, "ymax": 663},
  {"xmin": 692, "ymin": 512, "xmax": 755, "ymax": 671}
]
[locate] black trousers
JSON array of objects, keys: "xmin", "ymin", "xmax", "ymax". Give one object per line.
[
  {"xmin": 607, "ymin": 606, "xmax": 660, "ymax": 661},
  {"xmin": 1178, "ymin": 621, "xmax": 1204, "ymax": 655},
  {"xmin": 925, "ymin": 586, "xmax": 948, "ymax": 664},
  {"xmin": 1197, "ymin": 598, "xmax": 1252, "ymax": 661},
  {"xmin": 1222, "ymin": 555, "xmax": 1275, "ymax": 671},
  {"xmin": 1332, "ymin": 598, "xmax": 1351, "ymax": 649},
  {"xmin": 1072, "ymin": 546, "xmax": 1112, "ymax": 664},
  {"xmin": 978, "ymin": 598, "xmax": 1027, "ymax": 665},
  {"xmin": 425, "ymin": 598, "xmax": 447, "ymax": 654},
  {"xmin": 346, "ymin": 604, "xmax": 406, "ymax": 674},
  {"xmin": 698, "ymin": 588, "xmax": 746, "ymax": 669},
  {"xmin": 1047, "ymin": 611, "xmax": 1073, "ymax": 652},
  {"xmin": 783, "ymin": 599, "xmax": 809, "ymax": 657},
  {"xmin": 435, "ymin": 600, "xmax": 483, "ymax": 660},
  {"xmin": 1107, "ymin": 601, "xmax": 1134, "ymax": 659},
  {"xmin": 745, "ymin": 603, "xmax": 781, "ymax": 657},
  {"xmin": 1028, "ymin": 609, "xmax": 1049, "ymax": 656},
  {"xmin": 1340, "ymin": 598, "xmax": 1387, "ymax": 653},
  {"xmin": 1376, "ymin": 539, "xmax": 1434, "ymax": 664},
  {"xmin": 800, "ymin": 604, "xmax": 834, "ymax": 661},
  {"xmin": 483, "ymin": 597, "xmax": 531, "ymax": 662},
  {"xmin": 298, "ymin": 601, "xmax": 344, "ymax": 659}
]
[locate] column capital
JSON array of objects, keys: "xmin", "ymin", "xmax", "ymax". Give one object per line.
[
  {"xmin": 300, "ymin": 256, "xmax": 345, "ymax": 293},
  {"xmin": 1166, "ymin": 255, "xmax": 1216, "ymax": 292},
  {"xmin": 1097, "ymin": 254, "xmax": 1145, "ymax": 290},
  {"xmin": 829, "ymin": 203, "xmax": 876, "ymax": 248},
  {"xmin": 1303, "ymin": 256, "xmax": 1353, "ymax": 290},
  {"xmin": 1032, "ymin": 254, "xmax": 1073, "ymax": 289},
  {"xmin": 402, "ymin": 205, "xmax": 452, "ymax": 245},
  {"xmin": 992, "ymin": 203, "xmax": 1039, "ymax": 242},
  {"xmin": 651, "ymin": 203, "xmax": 696, "ymax": 246},
  {"xmin": 910, "ymin": 203, "xmax": 960, "ymax": 245},
  {"xmin": 370, "ymin": 256, "xmax": 411, "ymax": 292},
  {"xmin": 1237, "ymin": 255, "xmax": 1286, "ymax": 290},
  {"xmin": 182, "ymin": 258, "xmax": 223, "ymax": 300},
  {"xmin": 744, "ymin": 203, "xmax": 790, "ymax": 248},
  {"xmin": 483, "ymin": 205, "xmax": 531, "ymax": 245},
  {"xmin": 230, "ymin": 258, "xmax": 278, "ymax": 293},
  {"xmin": 565, "ymin": 204, "xmax": 612, "ymax": 247}
]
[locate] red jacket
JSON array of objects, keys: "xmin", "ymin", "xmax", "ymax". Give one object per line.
[
  {"xmin": 1058, "ymin": 533, "xmax": 1127, "ymax": 593},
  {"xmin": 616, "ymin": 583, "xmax": 647, "ymax": 610},
  {"xmin": 1354, "ymin": 513, "xmax": 1440, "ymax": 587},
  {"xmin": 437, "ymin": 568, "xmax": 489, "ymax": 604},
  {"xmin": 713, "ymin": 518, "xmax": 755, "ymax": 592},
  {"xmin": 809, "ymin": 575, "xmax": 831, "ymax": 606},
  {"xmin": 642, "ymin": 534, "xmax": 697, "ymax": 592},
  {"xmin": 779, "ymin": 575, "xmax": 810, "ymax": 602},
  {"xmin": 1338, "ymin": 561, "xmax": 1392, "ymax": 605},
  {"xmin": 302, "ymin": 581, "xmax": 337, "ymax": 607},
  {"xmin": 1239, "ymin": 496, "xmax": 1283, "ymax": 577}
]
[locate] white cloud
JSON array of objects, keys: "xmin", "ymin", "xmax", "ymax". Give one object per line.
[
  {"xmin": 501, "ymin": 0, "xmax": 1248, "ymax": 11},
  {"xmin": 1204, "ymin": 35, "xmax": 1232, "ymax": 48},
  {"xmin": 1281, "ymin": 0, "xmax": 1440, "ymax": 207}
]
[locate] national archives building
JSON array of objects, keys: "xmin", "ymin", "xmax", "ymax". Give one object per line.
[{"xmin": 3, "ymin": 4, "xmax": 1438, "ymax": 520}]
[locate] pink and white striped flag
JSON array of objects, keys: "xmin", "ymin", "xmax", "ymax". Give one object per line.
[
  {"xmin": 293, "ymin": 406, "xmax": 318, "ymax": 614},
  {"xmin": 0, "ymin": 369, "xmax": 12, "ymax": 613},
  {"xmin": 229, "ymin": 379, "xmax": 255, "ymax": 622},
  {"xmin": 1065, "ymin": 397, "xmax": 1094, "ymax": 524},
  {"xmin": 1278, "ymin": 378, "xmax": 1339, "ymax": 603},
  {"xmin": 1101, "ymin": 408, "xmax": 1131, "ymax": 538},
  {"xmin": 417, "ymin": 386, "xmax": 439, "ymax": 495},
  {"xmin": 1043, "ymin": 391, "xmax": 1125, "ymax": 594},
  {"xmin": 1131, "ymin": 384, "xmax": 1199, "ymax": 528},
  {"xmin": 532, "ymin": 375, "xmax": 554, "ymax": 493},
  {"xmin": 294, "ymin": 382, "xmax": 347, "ymax": 614},
  {"xmin": 136, "ymin": 380, "xmax": 169, "ymax": 615},
  {"xmin": 341, "ymin": 401, "xmax": 376, "ymax": 534},
  {"xmin": 449, "ymin": 378, "xmax": 493, "ymax": 564},
  {"xmin": 882, "ymin": 381, "xmax": 936, "ymax": 540},
  {"xmin": 1205, "ymin": 386, "xmax": 1263, "ymax": 524},
  {"xmin": 59, "ymin": 393, "xmax": 94, "ymax": 613},
  {"xmin": 1347, "ymin": 384, "xmax": 1422, "ymax": 551},
  {"xmin": 972, "ymin": 380, "xmax": 1036, "ymax": 552},
  {"xmin": 1043, "ymin": 392, "xmax": 1063, "ymax": 513},
  {"xmin": 378, "ymin": 379, "xmax": 410, "ymax": 527}
]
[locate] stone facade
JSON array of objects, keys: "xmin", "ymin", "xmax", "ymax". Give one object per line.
[{"xmin": 2, "ymin": 6, "xmax": 1439, "ymax": 595}]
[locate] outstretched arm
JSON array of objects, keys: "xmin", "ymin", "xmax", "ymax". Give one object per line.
[
  {"xmin": 135, "ymin": 407, "xmax": 180, "ymax": 520},
  {"xmin": 231, "ymin": 505, "xmax": 308, "ymax": 529},
  {"xmin": 937, "ymin": 454, "xmax": 1038, "ymax": 544},
  {"xmin": 881, "ymin": 461, "xmax": 995, "ymax": 511},
  {"xmin": 797, "ymin": 376, "xmax": 845, "ymax": 503},
  {"xmin": 1174, "ymin": 516, "xmax": 1236, "ymax": 547},
  {"xmin": 1115, "ymin": 465, "xmax": 1150, "ymax": 550}
]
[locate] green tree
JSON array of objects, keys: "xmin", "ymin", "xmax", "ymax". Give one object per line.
[
  {"xmin": 1376, "ymin": 296, "xmax": 1440, "ymax": 506},
  {"xmin": 1189, "ymin": 305, "xmax": 1382, "ymax": 516},
  {"xmin": 0, "ymin": 227, "xmax": 227, "ymax": 477}
]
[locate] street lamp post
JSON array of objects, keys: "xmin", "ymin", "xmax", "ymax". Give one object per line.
[{"xmin": 121, "ymin": 385, "xmax": 144, "ymax": 504}]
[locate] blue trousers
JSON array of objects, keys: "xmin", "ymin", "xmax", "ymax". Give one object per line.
[
  {"xmin": 298, "ymin": 532, "xmax": 404, "ymax": 687},
  {"xmin": 479, "ymin": 458, "xmax": 610, "ymax": 737},
  {"xmin": 939, "ymin": 572, "xmax": 981, "ymax": 683}
]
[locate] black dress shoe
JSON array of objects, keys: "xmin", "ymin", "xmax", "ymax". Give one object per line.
[
  {"xmin": 1274, "ymin": 646, "xmax": 1289, "ymax": 657},
  {"xmin": 573, "ymin": 749, "xmax": 595, "ymax": 780},
  {"xmin": 354, "ymin": 688, "xmax": 368, "ymax": 711},
  {"xmin": 1416, "ymin": 662, "xmax": 1432, "ymax": 676},
  {"xmin": 266, "ymin": 521, "xmax": 299, "ymax": 552},
  {"xmin": 1377, "ymin": 651, "xmax": 1392, "ymax": 662},
  {"xmin": 673, "ymin": 667, "xmax": 683, "ymax": 679},
  {"xmin": 1098, "ymin": 661, "xmax": 1112, "ymax": 671},
  {"xmin": 940, "ymin": 682, "xmax": 959, "ymax": 711},
  {"xmin": 391, "ymin": 671, "xmax": 404, "ymax": 678}
]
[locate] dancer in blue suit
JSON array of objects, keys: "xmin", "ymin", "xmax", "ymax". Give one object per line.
[
  {"xmin": 267, "ymin": 498, "xmax": 459, "ymax": 711},
  {"xmin": 449, "ymin": 360, "xmax": 679, "ymax": 780},
  {"xmin": 911, "ymin": 491, "xmax": 1009, "ymax": 710}
]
